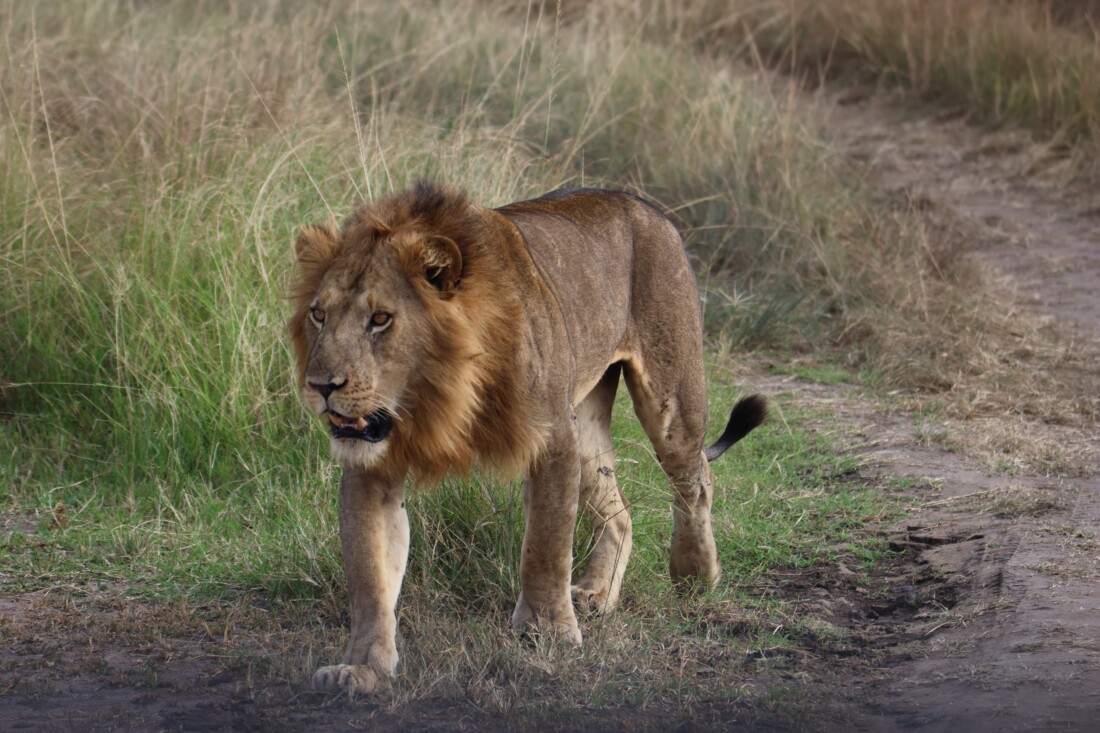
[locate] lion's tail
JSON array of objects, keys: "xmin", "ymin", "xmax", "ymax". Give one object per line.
[{"xmin": 704, "ymin": 394, "xmax": 767, "ymax": 462}]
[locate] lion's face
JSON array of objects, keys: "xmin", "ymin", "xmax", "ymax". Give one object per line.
[
  {"xmin": 293, "ymin": 224, "xmax": 464, "ymax": 470},
  {"xmin": 302, "ymin": 246, "xmax": 418, "ymax": 467}
]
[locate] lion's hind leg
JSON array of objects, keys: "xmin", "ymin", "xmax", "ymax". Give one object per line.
[
  {"xmin": 571, "ymin": 364, "xmax": 633, "ymax": 615},
  {"xmin": 622, "ymin": 356, "xmax": 721, "ymax": 589}
]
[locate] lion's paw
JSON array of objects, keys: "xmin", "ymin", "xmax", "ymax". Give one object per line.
[
  {"xmin": 512, "ymin": 595, "xmax": 583, "ymax": 645},
  {"xmin": 312, "ymin": 664, "xmax": 385, "ymax": 696},
  {"xmin": 669, "ymin": 543, "xmax": 721, "ymax": 591},
  {"xmin": 570, "ymin": 584, "xmax": 617, "ymax": 616}
]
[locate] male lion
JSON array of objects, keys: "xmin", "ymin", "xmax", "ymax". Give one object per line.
[{"xmin": 290, "ymin": 181, "xmax": 765, "ymax": 695}]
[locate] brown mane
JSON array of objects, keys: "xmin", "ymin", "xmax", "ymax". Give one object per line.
[{"xmin": 289, "ymin": 181, "xmax": 546, "ymax": 485}]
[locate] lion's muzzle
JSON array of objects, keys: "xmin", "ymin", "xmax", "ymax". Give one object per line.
[{"xmin": 327, "ymin": 410, "xmax": 394, "ymax": 443}]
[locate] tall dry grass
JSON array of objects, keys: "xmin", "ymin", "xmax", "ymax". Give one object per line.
[
  {"xmin": 773, "ymin": 0, "xmax": 1100, "ymax": 147},
  {"xmin": 576, "ymin": 0, "xmax": 1100, "ymax": 157},
  {"xmin": 0, "ymin": 0, "xmax": 868, "ymax": 493}
]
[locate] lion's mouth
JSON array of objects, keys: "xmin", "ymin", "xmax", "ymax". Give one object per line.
[{"xmin": 327, "ymin": 410, "xmax": 394, "ymax": 443}]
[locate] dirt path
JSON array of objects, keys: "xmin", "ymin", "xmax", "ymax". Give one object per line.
[{"xmin": 822, "ymin": 93, "xmax": 1100, "ymax": 731}]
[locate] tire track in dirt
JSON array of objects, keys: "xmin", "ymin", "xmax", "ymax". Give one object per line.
[{"xmin": 821, "ymin": 93, "xmax": 1100, "ymax": 732}]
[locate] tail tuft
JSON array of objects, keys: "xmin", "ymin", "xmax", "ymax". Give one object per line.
[{"xmin": 704, "ymin": 394, "xmax": 767, "ymax": 462}]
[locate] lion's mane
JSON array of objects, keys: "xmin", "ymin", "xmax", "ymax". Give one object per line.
[{"xmin": 289, "ymin": 182, "xmax": 545, "ymax": 484}]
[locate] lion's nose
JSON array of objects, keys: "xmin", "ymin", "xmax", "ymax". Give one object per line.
[{"xmin": 309, "ymin": 377, "xmax": 346, "ymax": 401}]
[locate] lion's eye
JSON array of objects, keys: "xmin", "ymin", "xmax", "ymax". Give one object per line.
[
  {"xmin": 309, "ymin": 307, "xmax": 326, "ymax": 326},
  {"xmin": 369, "ymin": 311, "xmax": 392, "ymax": 332}
]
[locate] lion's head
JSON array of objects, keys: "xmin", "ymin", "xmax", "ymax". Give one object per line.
[{"xmin": 289, "ymin": 182, "xmax": 544, "ymax": 483}]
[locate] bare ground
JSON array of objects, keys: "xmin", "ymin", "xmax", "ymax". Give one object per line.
[
  {"xmin": 820, "ymin": 91, "xmax": 1100, "ymax": 731},
  {"xmin": 2, "ymin": 95, "xmax": 1099, "ymax": 731}
]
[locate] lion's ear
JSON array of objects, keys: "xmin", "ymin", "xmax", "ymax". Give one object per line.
[
  {"xmin": 295, "ymin": 224, "xmax": 338, "ymax": 266},
  {"xmin": 421, "ymin": 235, "xmax": 462, "ymax": 294}
]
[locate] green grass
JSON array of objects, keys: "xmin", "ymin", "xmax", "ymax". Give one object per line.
[{"xmin": 1, "ymin": 385, "xmax": 884, "ymax": 608}]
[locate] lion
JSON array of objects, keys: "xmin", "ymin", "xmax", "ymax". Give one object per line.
[{"xmin": 289, "ymin": 181, "xmax": 766, "ymax": 695}]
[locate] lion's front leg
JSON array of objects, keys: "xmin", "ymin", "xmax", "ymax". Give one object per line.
[
  {"xmin": 511, "ymin": 428, "xmax": 583, "ymax": 645},
  {"xmin": 313, "ymin": 467, "xmax": 408, "ymax": 695}
]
